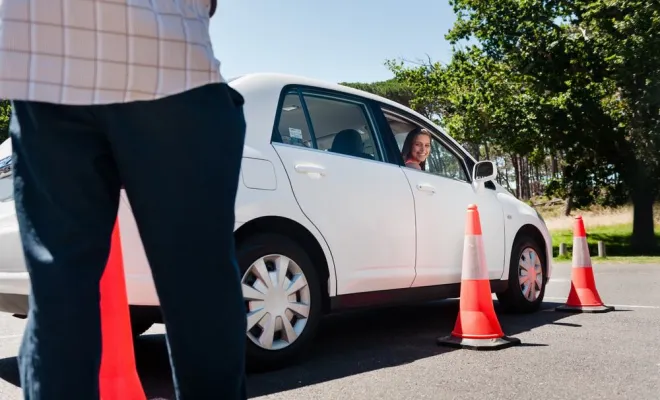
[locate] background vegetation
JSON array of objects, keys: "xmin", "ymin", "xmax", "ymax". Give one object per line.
[
  {"xmin": 342, "ymin": 0, "xmax": 660, "ymax": 256},
  {"xmin": 0, "ymin": 101, "xmax": 9, "ymax": 143}
]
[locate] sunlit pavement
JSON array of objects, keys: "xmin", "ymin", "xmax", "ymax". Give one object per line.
[{"xmin": 0, "ymin": 262, "xmax": 658, "ymax": 399}]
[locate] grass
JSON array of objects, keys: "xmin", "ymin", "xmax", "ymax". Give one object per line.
[
  {"xmin": 538, "ymin": 202, "xmax": 660, "ymax": 231},
  {"xmin": 553, "ymin": 255, "xmax": 660, "ymax": 264},
  {"xmin": 537, "ymin": 199, "xmax": 660, "ymax": 264},
  {"xmin": 549, "ymin": 222, "xmax": 660, "ymax": 263}
]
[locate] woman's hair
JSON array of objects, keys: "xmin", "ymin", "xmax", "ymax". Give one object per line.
[{"xmin": 401, "ymin": 127, "xmax": 432, "ymax": 170}]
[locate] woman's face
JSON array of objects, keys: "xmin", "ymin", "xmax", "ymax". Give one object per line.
[{"xmin": 410, "ymin": 133, "xmax": 431, "ymax": 163}]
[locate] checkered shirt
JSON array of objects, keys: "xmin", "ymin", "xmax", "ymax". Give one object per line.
[{"xmin": 0, "ymin": 0, "xmax": 223, "ymax": 105}]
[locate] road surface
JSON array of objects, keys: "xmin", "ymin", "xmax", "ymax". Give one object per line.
[{"xmin": 0, "ymin": 262, "xmax": 657, "ymax": 399}]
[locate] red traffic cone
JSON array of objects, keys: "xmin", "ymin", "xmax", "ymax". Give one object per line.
[
  {"xmin": 437, "ymin": 204, "xmax": 520, "ymax": 350},
  {"xmin": 99, "ymin": 219, "xmax": 146, "ymax": 399},
  {"xmin": 555, "ymin": 216, "xmax": 614, "ymax": 313}
]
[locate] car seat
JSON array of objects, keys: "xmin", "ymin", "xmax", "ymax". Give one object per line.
[{"xmin": 329, "ymin": 129, "xmax": 375, "ymax": 160}]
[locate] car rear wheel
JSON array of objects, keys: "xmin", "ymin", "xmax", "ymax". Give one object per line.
[
  {"xmin": 496, "ymin": 236, "xmax": 547, "ymax": 313},
  {"xmin": 237, "ymin": 233, "xmax": 322, "ymax": 372}
]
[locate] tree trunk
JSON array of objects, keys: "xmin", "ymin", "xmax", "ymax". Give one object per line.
[
  {"xmin": 564, "ymin": 197, "xmax": 573, "ymax": 217},
  {"xmin": 535, "ymin": 164, "xmax": 541, "ymax": 195},
  {"xmin": 469, "ymin": 143, "xmax": 480, "ymax": 161},
  {"xmin": 520, "ymin": 157, "xmax": 531, "ymax": 200},
  {"xmin": 622, "ymin": 153, "xmax": 658, "ymax": 254},
  {"xmin": 551, "ymin": 155, "xmax": 558, "ymax": 178},
  {"xmin": 512, "ymin": 154, "xmax": 520, "ymax": 198},
  {"xmin": 631, "ymin": 187, "xmax": 657, "ymax": 254},
  {"xmin": 503, "ymin": 158, "xmax": 513, "ymax": 192},
  {"xmin": 526, "ymin": 159, "xmax": 533, "ymax": 198}
]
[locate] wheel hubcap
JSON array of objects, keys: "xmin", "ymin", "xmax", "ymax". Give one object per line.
[
  {"xmin": 518, "ymin": 247, "xmax": 543, "ymax": 302},
  {"xmin": 241, "ymin": 254, "xmax": 311, "ymax": 351}
]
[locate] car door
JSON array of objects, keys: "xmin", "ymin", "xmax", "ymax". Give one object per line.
[
  {"xmin": 271, "ymin": 88, "xmax": 417, "ymax": 295},
  {"xmin": 380, "ymin": 107, "xmax": 506, "ymax": 287}
]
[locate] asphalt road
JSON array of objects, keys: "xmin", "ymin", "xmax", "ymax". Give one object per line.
[{"xmin": 0, "ymin": 262, "xmax": 658, "ymax": 399}]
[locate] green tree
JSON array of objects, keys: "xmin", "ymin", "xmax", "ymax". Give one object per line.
[
  {"xmin": 390, "ymin": 0, "xmax": 660, "ymax": 252},
  {"xmin": 387, "ymin": 47, "xmax": 558, "ymax": 199},
  {"xmin": 339, "ymin": 79, "xmax": 432, "ymax": 116},
  {"xmin": 0, "ymin": 100, "xmax": 10, "ymax": 143}
]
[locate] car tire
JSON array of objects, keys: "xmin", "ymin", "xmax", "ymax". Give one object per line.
[
  {"xmin": 496, "ymin": 236, "xmax": 547, "ymax": 313},
  {"xmin": 236, "ymin": 233, "xmax": 323, "ymax": 372}
]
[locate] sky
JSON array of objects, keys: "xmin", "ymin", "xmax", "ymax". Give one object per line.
[{"xmin": 209, "ymin": 0, "xmax": 459, "ymax": 84}]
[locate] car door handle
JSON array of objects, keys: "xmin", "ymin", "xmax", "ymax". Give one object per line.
[
  {"xmin": 417, "ymin": 183, "xmax": 436, "ymax": 193},
  {"xmin": 294, "ymin": 164, "xmax": 326, "ymax": 176}
]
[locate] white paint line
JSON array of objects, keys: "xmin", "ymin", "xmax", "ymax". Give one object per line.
[{"xmin": 544, "ymin": 296, "xmax": 660, "ymax": 309}]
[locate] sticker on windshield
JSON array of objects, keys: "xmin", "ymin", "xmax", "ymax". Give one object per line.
[{"xmin": 289, "ymin": 128, "xmax": 303, "ymax": 139}]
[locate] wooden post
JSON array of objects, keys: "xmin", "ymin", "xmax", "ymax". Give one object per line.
[
  {"xmin": 597, "ymin": 241, "xmax": 606, "ymax": 258},
  {"xmin": 559, "ymin": 243, "xmax": 567, "ymax": 257}
]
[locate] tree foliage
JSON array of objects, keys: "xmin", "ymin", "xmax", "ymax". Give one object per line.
[
  {"xmin": 382, "ymin": 0, "xmax": 660, "ymax": 252},
  {"xmin": 0, "ymin": 100, "xmax": 10, "ymax": 143},
  {"xmin": 339, "ymin": 79, "xmax": 429, "ymax": 116}
]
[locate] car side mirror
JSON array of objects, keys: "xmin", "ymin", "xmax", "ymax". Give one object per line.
[{"xmin": 473, "ymin": 160, "xmax": 497, "ymax": 183}]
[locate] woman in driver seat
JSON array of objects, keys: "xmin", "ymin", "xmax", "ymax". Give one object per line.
[{"xmin": 401, "ymin": 127, "xmax": 431, "ymax": 170}]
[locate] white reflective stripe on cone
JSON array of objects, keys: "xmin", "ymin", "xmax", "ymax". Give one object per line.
[
  {"xmin": 461, "ymin": 234, "xmax": 489, "ymax": 280},
  {"xmin": 572, "ymin": 236, "xmax": 592, "ymax": 268},
  {"xmin": 116, "ymin": 190, "xmax": 132, "ymax": 263}
]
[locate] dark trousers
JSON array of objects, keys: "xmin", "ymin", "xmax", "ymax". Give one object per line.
[{"xmin": 10, "ymin": 83, "xmax": 247, "ymax": 400}]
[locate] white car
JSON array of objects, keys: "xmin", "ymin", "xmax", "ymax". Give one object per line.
[{"xmin": 0, "ymin": 73, "xmax": 552, "ymax": 370}]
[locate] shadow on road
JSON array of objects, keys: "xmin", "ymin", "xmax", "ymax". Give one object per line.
[
  {"xmin": 136, "ymin": 299, "xmax": 578, "ymax": 399},
  {"xmin": 0, "ymin": 300, "xmax": 578, "ymax": 399}
]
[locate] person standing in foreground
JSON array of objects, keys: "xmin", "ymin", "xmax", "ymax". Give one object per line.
[{"xmin": 0, "ymin": 1, "xmax": 247, "ymax": 399}]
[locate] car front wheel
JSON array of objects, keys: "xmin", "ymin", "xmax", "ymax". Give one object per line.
[
  {"xmin": 496, "ymin": 236, "xmax": 547, "ymax": 313},
  {"xmin": 236, "ymin": 233, "xmax": 322, "ymax": 372}
]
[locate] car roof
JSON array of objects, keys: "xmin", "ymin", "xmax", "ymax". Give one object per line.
[{"xmin": 229, "ymin": 73, "xmax": 424, "ymax": 122}]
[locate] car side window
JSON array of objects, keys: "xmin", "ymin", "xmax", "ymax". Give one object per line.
[
  {"xmin": 302, "ymin": 94, "xmax": 382, "ymax": 161},
  {"xmin": 382, "ymin": 108, "xmax": 469, "ymax": 181},
  {"xmin": 275, "ymin": 91, "xmax": 315, "ymax": 148},
  {"xmin": 273, "ymin": 89, "xmax": 384, "ymax": 162},
  {"xmin": 426, "ymin": 138, "xmax": 469, "ymax": 182}
]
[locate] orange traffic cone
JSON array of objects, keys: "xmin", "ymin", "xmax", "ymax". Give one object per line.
[
  {"xmin": 555, "ymin": 216, "xmax": 614, "ymax": 313},
  {"xmin": 99, "ymin": 219, "xmax": 146, "ymax": 400},
  {"xmin": 437, "ymin": 204, "xmax": 521, "ymax": 350}
]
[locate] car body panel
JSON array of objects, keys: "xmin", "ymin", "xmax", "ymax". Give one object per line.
[
  {"xmin": 495, "ymin": 187, "xmax": 553, "ymax": 280},
  {"xmin": 402, "ymin": 168, "xmax": 507, "ymax": 286},
  {"xmin": 273, "ymin": 143, "xmax": 417, "ymax": 295},
  {"xmin": 0, "ymin": 72, "xmax": 553, "ymax": 317}
]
